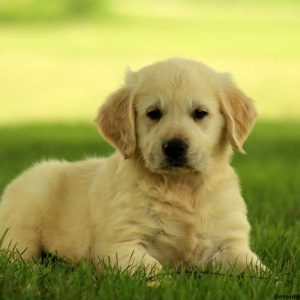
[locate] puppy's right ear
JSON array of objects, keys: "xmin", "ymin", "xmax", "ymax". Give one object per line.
[{"xmin": 95, "ymin": 86, "xmax": 136, "ymax": 159}]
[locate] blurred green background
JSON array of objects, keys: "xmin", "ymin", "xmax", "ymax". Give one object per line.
[
  {"xmin": 0, "ymin": 1, "xmax": 300, "ymax": 297},
  {"xmin": 0, "ymin": 0, "xmax": 299, "ymax": 124}
]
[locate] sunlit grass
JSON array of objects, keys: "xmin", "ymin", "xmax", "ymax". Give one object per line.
[{"xmin": 0, "ymin": 1, "xmax": 300, "ymax": 124}]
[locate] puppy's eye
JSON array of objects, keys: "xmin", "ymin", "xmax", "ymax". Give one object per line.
[
  {"xmin": 192, "ymin": 109, "xmax": 208, "ymax": 120},
  {"xmin": 147, "ymin": 108, "xmax": 162, "ymax": 121}
]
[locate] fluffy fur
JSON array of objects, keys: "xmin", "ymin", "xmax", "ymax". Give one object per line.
[{"xmin": 0, "ymin": 58, "xmax": 264, "ymax": 272}]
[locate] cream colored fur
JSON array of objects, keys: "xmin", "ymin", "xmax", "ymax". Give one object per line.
[{"xmin": 0, "ymin": 58, "xmax": 264, "ymax": 273}]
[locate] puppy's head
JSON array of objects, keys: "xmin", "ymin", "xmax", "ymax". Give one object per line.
[{"xmin": 96, "ymin": 58, "xmax": 257, "ymax": 174}]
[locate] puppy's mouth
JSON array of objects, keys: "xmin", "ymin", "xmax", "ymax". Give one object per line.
[
  {"xmin": 164, "ymin": 157, "xmax": 187, "ymax": 169},
  {"xmin": 161, "ymin": 159, "xmax": 193, "ymax": 172},
  {"xmin": 144, "ymin": 158, "xmax": 195, "ymax": 175},
  {"xmin": 147, "ymin": 157, "xmax": 194, "ymax": 174}
]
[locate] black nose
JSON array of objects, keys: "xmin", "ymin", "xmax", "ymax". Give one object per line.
[{"xmin": 162, "ymin": 139, "xmax": 188, "ymax": 161}]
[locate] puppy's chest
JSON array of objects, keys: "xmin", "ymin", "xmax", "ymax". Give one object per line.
[{"xmin": 142, "ymin": 192, "xmax": 214, "ymax": 266}]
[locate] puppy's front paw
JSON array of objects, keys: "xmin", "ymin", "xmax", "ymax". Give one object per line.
[
  {"xmin": 143, "ymin": 257, "xmax": 163, "ymax": 276},
  {"xmin": 213, "ymin": 248, "xmax": 266, "ymax": 273},
  {"xmin": 110, "ymin": 248, "xmax": 162, "ymax": 276}
]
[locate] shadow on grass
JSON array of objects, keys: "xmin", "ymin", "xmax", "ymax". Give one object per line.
[{"xmin": 0, "ymin": 122, "xmax": 113, "ymax": 190}]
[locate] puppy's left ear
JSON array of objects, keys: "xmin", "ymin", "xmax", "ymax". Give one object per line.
[
  {"xmin": 95, "ymin": 86, "xmax": 136, "ymax": 159},
  {"xmin": 219, "ymin": 74, "xmax": 258, "ymax": 153}
]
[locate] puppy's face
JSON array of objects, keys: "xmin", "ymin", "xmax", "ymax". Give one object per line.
[
  {"xmin": 134, "ymin": 63, "xmax": 224, "ymax": 174},
  {"xmin": 97, "ymin": 58, "xmax": 257, "ymax": 175}
]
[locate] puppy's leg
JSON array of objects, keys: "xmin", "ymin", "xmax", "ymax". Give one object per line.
[
  {"xmin": 105, "ymin": 243, "xmax": 162, "ymax": 274},
  {"xmin": 0, "ymin": 174, "xmax": 44, "ymax": 260},
  {"xmin": 0, "ymin": 226, "xmax": 40, "ymax": 260},
  {"xmin": 0, "ymin": 209, "xmax": 41, "ymax": 260},
  {"xmin": 0, "ymin": 207, "xmax": 41, "ymax": 260}
]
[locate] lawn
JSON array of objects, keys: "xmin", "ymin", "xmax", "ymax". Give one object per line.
[{"xmin": 0, "ymin": 121, "xmax": 299, "ymax": 299}]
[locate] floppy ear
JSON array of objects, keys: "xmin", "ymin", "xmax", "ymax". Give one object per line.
[
  {"xmin": 95, "ymin": 86, "xmax": 136, "ymax": 158},
  {"xmin": 219, "ymin": 74, "xmax": 257, "ymax": 153}
]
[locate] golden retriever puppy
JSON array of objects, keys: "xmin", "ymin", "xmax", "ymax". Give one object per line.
[{"xmin": 0, "ymin": 58, "xmax": 265, "ymax": 273}]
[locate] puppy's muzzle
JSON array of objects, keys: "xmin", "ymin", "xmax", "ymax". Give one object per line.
[{"xmin": 162, "ymin": 139, "xmax": 188, "ymax": 168}]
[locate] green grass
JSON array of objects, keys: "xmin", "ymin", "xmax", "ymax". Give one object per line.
[{"xmin": 0, "ymin": 121, "xmax": 299, "ymax": 299}]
